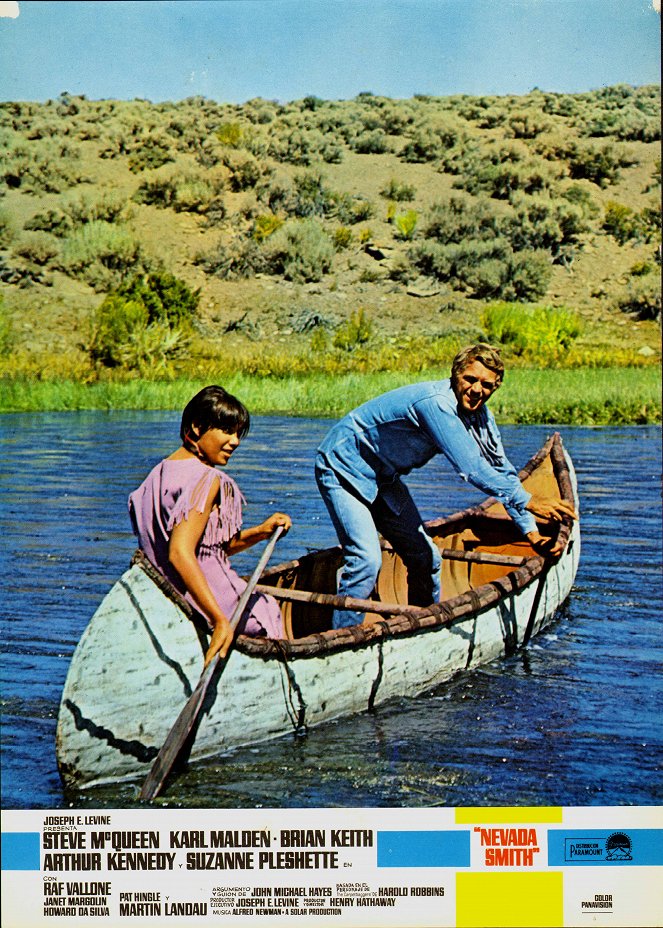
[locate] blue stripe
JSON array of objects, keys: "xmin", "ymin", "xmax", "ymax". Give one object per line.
[
  {"xmin": 1, "ymin": 833, "xmax": 41, "ymax": 870},
  {"xmin": 377, "ymin": 830, "xmax": 470, "ymax": 868},
  {"xmin": 548, "ymin": 830, "xmax": 663, "ymax": 866}
]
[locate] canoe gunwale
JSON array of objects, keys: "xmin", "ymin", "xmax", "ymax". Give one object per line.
[{"xmin": 131, "ymin": 431, "xmax": 575, "ymax": 661}]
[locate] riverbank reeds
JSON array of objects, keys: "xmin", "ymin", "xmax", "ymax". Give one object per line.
[{"xmin": 2, "ymin": 367, "xmax": 660, "ymax": 424}]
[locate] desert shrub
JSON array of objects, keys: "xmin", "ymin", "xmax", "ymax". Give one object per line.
[
  {"xmin": 630, "ymin": 260, "xmax": 654, "ymax": 277},
  {"xmin": 216, "ymin": 121, "xmax": 244, "ymax": 148},
  {"xmin": 196, "ymin": 237, "xmax": 268, "ymax": 279},
  {"xmin": 332, "ymin": 226, "xmax": 353, "ymax": 249},
  {"xmin": 400, "ymin": 120, "xmax": 461, "ymax": 163},
  {"xmin": 482, "ymin": 302, "xmax": 582, "ymax": 357},
  {"xmin": 171, "ymin": 177, "xmax": 218, "ymax": 213},
  {"xmin": 252, "ymin": 213, "xmax": 285, "ymax": 241},
  {"xmin": 127, "ymin": 134, "xmax": 174, "ymax": 172},
  {"xmin": 337, "ymin": 196, "xmax": 374, "ymax": 223},
  {"xmin": 394, "ymin": 210, "xmax": 418, "ymax": 241},
  {"xmin": 267, "ymin": 127, "xmax": 342, "ymax": 165},
  {"xmin": 560, "ymin": 183, "xmax": 599, "ymax": 218},
  {"xmin": 614, "ymin": 273, "xmax": 661, "ymax": 321},
  {"xmin": 411, "ymin": 238, "xmax": 552, "ymax": 301},
  {"xmin": 88, "ymin": 272, "xmax": 198, "ymax": 370},
  {"xmin": 506, "ymin": 109, "xmax": 552, "ymax": 139},
  {"xmin": 423, "ymin": 194, "xmax": 502, "ymax": 244},
  {"xmin": 264, "ymin": 219, "xmax": 335, "ymax": 282},
  {"xmin": 566, "ymin": 141, "xmax": 629, "ymax": 187},
  {"xmin": 88, "ymin": 295, "xmax": 149, "ymax": 366},
  {"xmin": 503, "ymin": 250, "xmax": 553, "ymax": 301},
  {"xmin": 500, "ymin": 193, "xmax": 587, "ymax": 260},
  {"xmin": 222, "ymin": 151, "xmax": 265, "ymax": 191},
  {"xmin": 0, "ymin": 299, "xmax": 13, "ymax": 357},
  {"xmin": 60, "ymin": 221, "xmax": 143, "ymax": 288},
  {"xmin": 133, "ymin": 174, "xmax": 178, "ymax": 208},
  {"xmin": 380, "ymin": 178, "xmax": 416, "ymax": 201},
  {"xmin": 65, "ymin": 190, "xmax": 129, "ymax": 225},
  {"xmin": 134, "ymin": 171, "xmax": 222, "ymax": 213},
  {"xmin": 24, "ymin": 208, "xmax": 73, "ymax": 237},
  {"xmin": 602, "ymin": 202, "xmax": 639, "ymax": 244},
  {"xmin": 638, "ymin": 203, "xmax": 662, "ymax": 243},
  {"xmin": 350, "ymin": 129, "xmax": 390, "ymax": 154},
  {"xmin": 202, "ymin": 198, "xmax": 227, "ymax": 227},
  {"xmin": 603, "ymin": 200, "xmax": 662, "ymax": 245},
  {"xmin": 0, "ymin": 205, "xmax": 18, "ymax": 247},
  {"xmin": 2, "ymin": 139, "xmax": 86, "ymax": 193},
  {"xmin": 263, "ymin": 172, "xmax": 373, "ymax": 224},
  {"xmin": 115, "ymin": 271, "xmax": 200, "ymax": 328},
  {"xmin": 333, "ymin": 308, "xmax": 373, "ymax": 350},
  {"xmin": 88, "ymin": 295, "xmax": 189, "ymax": 373},
  {"xmin": 114, "ymin": 321, "xmax": 189, "ymax": 374},
  {"xmin": 455, "ymin": 146, "xmax": 556, "ymax": 199},
  {"xmin": 14, "ymin": 232, "xmax": 60, "ymax": 266}
]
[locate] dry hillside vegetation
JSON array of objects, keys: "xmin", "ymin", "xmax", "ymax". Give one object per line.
[{"xmin": 0, "ymin": 85, "xmax": 660, "ymax": 375}]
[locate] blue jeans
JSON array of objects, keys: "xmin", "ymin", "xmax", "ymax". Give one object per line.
[{"xmin": 315, "ymin": 457, "xmax": 441, "ymax": 628}]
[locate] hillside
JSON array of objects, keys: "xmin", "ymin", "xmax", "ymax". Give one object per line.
[{"xmin": 0, "ymin": 85, "xmax": 661, "ymax": 377}]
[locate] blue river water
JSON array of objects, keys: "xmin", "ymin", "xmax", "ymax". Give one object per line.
[{"xmin": 0, "ymin": 413, "xmax": 661, "ymax": 809}]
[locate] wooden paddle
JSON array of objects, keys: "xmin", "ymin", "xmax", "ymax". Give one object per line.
[{"xmin": 139, "ymin": 525, "xmax": 285, "ymax": 802}]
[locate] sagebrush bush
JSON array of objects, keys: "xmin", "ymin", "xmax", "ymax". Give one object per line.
[
  {"xmin": 614, "ymin": 274, "xmax": 661, "ymax": 321},
  {"xmin": 14, "ymin": 231, "xmax": 60, "ymax": 266},
  {"xmin": 411, "ymin": 238, "xmax": 552, "ymax": 301},
  {"xmin": 264, "ymin": 219, "xmax": 335, "ymax": 282},
  {"xmin": 60, "ymin": 221, "xmax": 143, "ymax": 287},
  {"xmin": 380, "ymin": 178, "xmax": 416, "ymax": 201},
  {"xmin": 134, "ymin": 170, "xmax": 223, "ymax": 213},
  {"xmin": 565, "ymin": 141, "xmax": 630, "ymax": 187},
  {"xmin": 127, "ymin": 134, "xmax": 175, "ymax": 173},
  {"xmin": 602, "ymin": 200, "xmax": 661, "ymax": 246},
  {"xmin": 0, "ymin": 206, "xmax": 18, "ymax": 247},
  {"xmin": 2, "ymin": 139, "xmax": 86, "ymax": 193},
  {"xmin": 65, "ymin": 190, "xmax": 130, "ymax": 225},
  {"xmin": 24, "ymin": 208, "xmax": 74, "ymax": 237},
  {"xmin": 196, "ymin": 237, "xmax": 268, "ymax": 279}
]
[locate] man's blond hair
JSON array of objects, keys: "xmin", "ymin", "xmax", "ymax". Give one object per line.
[{"xmin": 451, "ymin": 343, "xmax": 504, "ymax": 384}]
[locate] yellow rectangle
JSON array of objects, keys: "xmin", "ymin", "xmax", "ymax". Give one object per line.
[
  {"xmin": 457, "ymin": 872, "xmax": 564, "ymax": 928},
  {"xmin": 455, "ymin": 806, "xmax": 563, "ymax": 823}
]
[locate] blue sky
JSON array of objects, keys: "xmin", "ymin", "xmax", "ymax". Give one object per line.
[{"xmin": 0, "ymin": 0, "xmax": 660, "ymax": 104}]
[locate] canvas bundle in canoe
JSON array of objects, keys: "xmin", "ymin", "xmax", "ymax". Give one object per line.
[{"xmin": 56, "ymin": 432, "xmax": 579, "ymax": 790}]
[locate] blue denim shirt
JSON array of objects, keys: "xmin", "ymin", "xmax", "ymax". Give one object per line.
[{"xmin": 317, "ymin": 379, "xmax": 537, "ymax": 536}]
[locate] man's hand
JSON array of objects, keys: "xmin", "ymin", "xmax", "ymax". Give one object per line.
[
  {"xmin": 526, "ymin": 530, "xmax": 565, "ymax": 558},
  {"xmin": 526, "ymin": 495, "xmax": 577, "ymax": 524}
]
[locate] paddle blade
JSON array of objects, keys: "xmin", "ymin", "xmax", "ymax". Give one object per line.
[{"xmin": 138, "ymin": 656, "xmax": 219, "ymax": 801}]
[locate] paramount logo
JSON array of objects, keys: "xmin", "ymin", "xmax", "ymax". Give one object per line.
[{"xmin": 565, "ymin": 840, "xmax": 603, "ymax": 861}]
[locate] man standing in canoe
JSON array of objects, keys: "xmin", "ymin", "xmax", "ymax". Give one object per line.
[{"xmin": 315, "ymin": 343, "xmax": 577, "ymax": 628}]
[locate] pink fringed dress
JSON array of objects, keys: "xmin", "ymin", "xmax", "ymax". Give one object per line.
[{"xmin": 128, "ymin": 457, "xmax": 284, "ymax": 638}]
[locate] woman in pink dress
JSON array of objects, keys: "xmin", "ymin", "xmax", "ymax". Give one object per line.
[{"xmin": 129, "ymin": 385, "xmax": 291, "ymax": 667}]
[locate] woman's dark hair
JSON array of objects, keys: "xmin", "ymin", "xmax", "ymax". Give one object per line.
[{"xmin": 180, "ymin": 385, "xmax": 250, "ymax": 446}]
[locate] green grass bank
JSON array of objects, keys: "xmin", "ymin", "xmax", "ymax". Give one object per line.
[{"xmin": 1, "ymin": 367, "xmax": 660, "ymax": 424}]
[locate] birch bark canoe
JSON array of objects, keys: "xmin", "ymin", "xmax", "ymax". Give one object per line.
[{"xmin": 56, "ymin": 432, "xmax": 580, "ymax": 790}]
